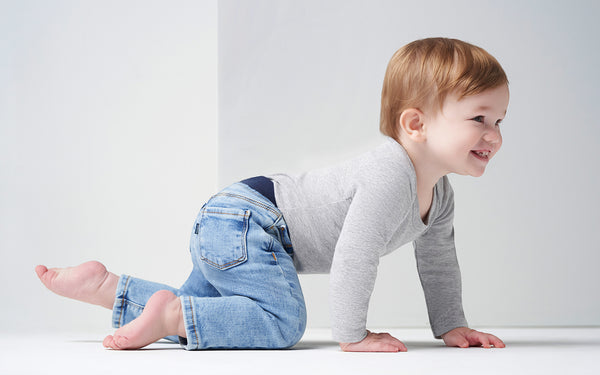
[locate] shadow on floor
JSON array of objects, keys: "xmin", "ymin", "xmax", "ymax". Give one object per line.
[
  {"xmin": 67, "ymin": 337, "xmax": 600, "ymax": 351},
  {"xmin": 501, "ymin": 339, "xmax": 600, "ymax": 347}
]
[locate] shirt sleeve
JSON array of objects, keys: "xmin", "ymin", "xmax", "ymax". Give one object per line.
[{"xmin": 413, "ymin": 178, "xmax": 468, "ymax": 338}]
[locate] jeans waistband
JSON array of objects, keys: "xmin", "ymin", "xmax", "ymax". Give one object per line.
[{"xmin": 240, "ymin": 176, "xmax": 277, "ymax": 207}]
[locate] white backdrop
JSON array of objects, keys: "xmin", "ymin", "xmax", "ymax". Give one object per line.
[
  {"xmin": 219, "ymin": 0, "xmax": 600, "ymax": 329},
  {"xmin": 1, "ymin": 0, "xmax": 218, "ymax": 333},
  {"xmin": 2, "ymin": 0, "xmax": 599, "ymax": 335}
]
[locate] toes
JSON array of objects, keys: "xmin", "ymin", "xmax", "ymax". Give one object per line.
[
  {"xmin": 35, "ymin": 265, "xmax": 48, "ymax": 279},
  {"xmin": 114, "ymin": 336, "xmax": 131, "ymax": 349},
  {"xmin": 103, "ymin": 335, "xmax": 115, "ymax": 348},
  {"xmin": 103, "ymin": 335, "xmax": 130, "ymax": 350},
  {"xmin": 104, "ymin": 334, "xmax": 137, "ymax": 350},
  {"xmin": 35, "ymin": 266, "xmax": 57, "ymax": 288}
]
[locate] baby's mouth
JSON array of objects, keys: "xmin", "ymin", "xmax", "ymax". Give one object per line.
[{"xmin": 471, "ymin": 150, "xmax": 491, "ymax": 161}]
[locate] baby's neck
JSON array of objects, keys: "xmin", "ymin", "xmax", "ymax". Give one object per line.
[
  {"xmin": 401, "ymin": 140, "xmax": 445, "ymax": 194},
  {"xmin": 399, "ymin": 140, "xmax": 445, "ymax": 223}
]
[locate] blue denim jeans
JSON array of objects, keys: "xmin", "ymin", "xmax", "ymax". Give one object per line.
[{"xmin": 111, "ymin": 182, "xmax": 307, "ymax": 349}]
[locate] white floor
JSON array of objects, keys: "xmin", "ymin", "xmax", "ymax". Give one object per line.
[{"xmin": 1, "ymin": 328, "xmax": 599, "ymax": 375}]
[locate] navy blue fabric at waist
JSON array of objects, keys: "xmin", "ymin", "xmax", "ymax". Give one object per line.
[{"xmin": 240, "ymin": 176, "xmax": 277, "ymax": 207}]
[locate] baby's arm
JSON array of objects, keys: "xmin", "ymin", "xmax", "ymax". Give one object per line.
[
  {"xmin": 415, "ymin": 179, "xmax": 505, "ymax": 348},
  {"xmin": 414, "ymin": 180, "xmax": 468, "ymax": 337},
  {"xmin": 329, "ymin": 172, "xmax": 413, "ymax": 351}
]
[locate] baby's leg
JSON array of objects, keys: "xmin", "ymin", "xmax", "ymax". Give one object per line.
[
  {"xmin": 111, "ymin": 275, "xmax": 181, "ymax": 331},
  {"xmin": 103, "ymin": 289, "xmax": 186, "ymax": 350},
  {"xmin": 105, "ymin": 269, "xmax": 218, "ymax": 349},
  {"xmin": 35, "ymin": 261, "xmax": 118, "ymax": 309},
  {"xmin": 36, "ymin": 261, "xmax": 188, "ymax": 350}
]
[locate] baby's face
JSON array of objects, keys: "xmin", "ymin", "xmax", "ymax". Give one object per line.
[{"xmin": 423, "ymin": 84, "xmax": 510, "ymax": 177}]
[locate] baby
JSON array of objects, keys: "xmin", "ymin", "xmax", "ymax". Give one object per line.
[{"xmin": 37, "ymin": 37, "xmax": 508, "ymax": 352}]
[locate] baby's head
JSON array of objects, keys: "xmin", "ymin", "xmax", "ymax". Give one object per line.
[{"xmin": 380, "ymin": 38, "xmax": 508, "ymax": 141}]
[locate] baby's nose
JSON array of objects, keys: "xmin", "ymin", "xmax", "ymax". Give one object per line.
[{"xmin": 484, "ymin": 126, "xmax": 502, "ymax": 144}]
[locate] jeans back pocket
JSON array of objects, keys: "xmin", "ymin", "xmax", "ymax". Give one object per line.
[{"xmin": 198, "ymin": 206, "xmax": 250, "ymax": 270}]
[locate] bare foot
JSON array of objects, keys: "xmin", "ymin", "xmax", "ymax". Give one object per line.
[
  {"xmin": 103, "ymin": 290, "xmax": 186, "ymax": 350},
  {"xmin": 35, "ymin": 261, "xmax": 119, "ymax": 309}
]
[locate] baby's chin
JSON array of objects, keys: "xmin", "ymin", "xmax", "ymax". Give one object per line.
[
  {"xmin": 455, "ymin": 167, "xmax": 487, "ymax": 178},
  {"xmin": 470, "ymin": 169, "xmax": 486, "ymax": 178}
]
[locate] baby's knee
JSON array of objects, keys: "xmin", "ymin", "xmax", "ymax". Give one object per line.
[{"xmin": 275, "ymin": 309, "xmax": 307, "ymax": 349}]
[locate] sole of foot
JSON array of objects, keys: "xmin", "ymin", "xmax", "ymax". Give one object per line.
[{"xmin": 35, "ymin": 261, "xmax": 118, "ymax": 309}]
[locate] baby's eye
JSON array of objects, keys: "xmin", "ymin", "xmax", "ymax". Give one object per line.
[
  {"xmin": 471, "ymin": 115, "xmax": 484, "ymax": 123},
  {"xmin": 495, "ymin": 119, "xmax": 503, "ymax": 127}
]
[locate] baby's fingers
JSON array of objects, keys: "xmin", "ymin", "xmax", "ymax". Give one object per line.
[
  {"xmin": 371, "ymin": 341, "xmax": 404, "ymax": 352},
  {"xmin": 392, "ymin": 339, "xmax": 408, "ymax": 352},
  {"xmin": 479, "ymin": 334, "xmax": 491, "ymax": 348},
  {"xmin": 362, "ymin": 333, "xmax": 407, "ymax": 352},
  {"xmin": 340, "ymin": 340, "xmax": 399, "ymax": 352},
  {"xmin": 384, "ymin": 338, "xmax": 408, "ymax": 352},
  {"xmin": 468, "ymin": 331, "xmax": 505, "ymax": 348},
  {"xmin": 378, "ymin": 333, "xmax": 407, "ymax": 352},
  {"xmin": 487, "ymin": 334, "xmax": 505, "ymax": 348}
]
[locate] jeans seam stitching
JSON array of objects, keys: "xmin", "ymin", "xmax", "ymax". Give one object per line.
[
  {"xmin": 188, "ymin": 296, "xmax": 200, "ymax": 348},
  {"xmin": 214, "ymin": 192, "xmax": 280, "ymax": 218},
  {"xmin": 117, "ymin": 276, "xmax": 131, "ymax": 327},
  {"xmin": 199, "ymin": 257, "xmax": 246, "ymax": 270}
]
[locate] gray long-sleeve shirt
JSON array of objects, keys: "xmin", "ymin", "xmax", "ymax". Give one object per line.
[{"xmin": 268, "ymin": 137, "xmax": 468, "ymax": 343}]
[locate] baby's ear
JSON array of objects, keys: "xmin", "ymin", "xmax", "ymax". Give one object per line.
[{"xmin": 399, "ymin": 108, "xmax": 426, "ymax": 142}]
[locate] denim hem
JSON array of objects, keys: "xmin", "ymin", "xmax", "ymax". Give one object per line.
[
  {"xmin": 179, "ymin": 296, "xmax": 201, "ymax": 350},
  {"xmin": 111, "ymin": 275, "xmax": 131, "ymax": 328}
]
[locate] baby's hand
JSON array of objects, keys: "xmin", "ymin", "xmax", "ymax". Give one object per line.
[
  {"xmin": 339, "ymin": 330, "xmax": 407, "ymax": 352},
  {"xmin": 441, "ymin": 327, "xmax": 505, "ymax": 348}
]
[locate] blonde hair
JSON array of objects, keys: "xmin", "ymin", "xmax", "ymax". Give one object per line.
[{"xmin": 380, "ymin": 37, "xmax": 508, "ymax": 141}]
